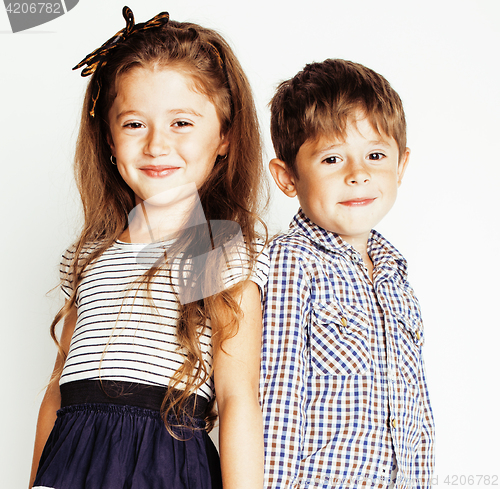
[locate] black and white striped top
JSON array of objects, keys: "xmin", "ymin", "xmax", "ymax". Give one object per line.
[{"xmin": 59, "ymin": 239, "xmax": 269, "ymax": 401}]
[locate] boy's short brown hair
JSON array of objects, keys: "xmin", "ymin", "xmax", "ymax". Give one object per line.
[{"xmin": 270, "ymin": 59, "xmax": 407, "ymax": 177}]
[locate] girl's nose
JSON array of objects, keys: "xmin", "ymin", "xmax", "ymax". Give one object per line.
[{"xmin": 145, "ymin": 127, "xmax": 170, "ymax": 157}]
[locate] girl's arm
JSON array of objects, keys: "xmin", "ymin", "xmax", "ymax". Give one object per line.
[
  {"xmin": 29, "ymin": 304, "xmax": 77, "ymax": 488},
  {"xmin": 213, "ymin": 280, "xmax": 264, "ymax": 489}
]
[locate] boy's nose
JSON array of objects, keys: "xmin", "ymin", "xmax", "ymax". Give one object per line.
[
  {"xmin": 345, "ymin": 161, "xmax": 370, "ymax": 185},
  {"xmin": 145, "ymin": 127, "xmax": 170, "ymax": 157}
]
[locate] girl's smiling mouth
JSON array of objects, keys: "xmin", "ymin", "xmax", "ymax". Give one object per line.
[{"xmin": 140, "ymin": 166, "xmax": 180, "ymax": 178}]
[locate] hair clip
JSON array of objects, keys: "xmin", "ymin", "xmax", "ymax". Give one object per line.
[
  {"xmin": 73, "ymin": 6, "xmax": 170, "ymax": 117},
  {"xmin": 205, "ymin": 42, "xmax": 224, "ymax": 69}
]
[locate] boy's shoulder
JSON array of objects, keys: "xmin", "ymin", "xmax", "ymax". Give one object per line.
[
  {"xmin": 269, "ymin": 209, "xmax": 321, "ymax": 247},
  {"xmin": 267, "ymin": 210, "xmax": 351, "ymax": 265},
  {"xmin": 268, "ymin": 220, "xmax": 323, "ymax": 264},
  {"xmin": 368, "ymin": 229, "xmax": 409, "ymax": 275},
  {"xmin": 268, "ymin": 217, "xmax": 411, "ymax": 282},
  {"xmin": 268, "ymin": 211, "xmax": 410, "ymax": 276}
]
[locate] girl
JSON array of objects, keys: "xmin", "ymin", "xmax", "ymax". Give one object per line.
[{"xmin": 30, "ymin": 7, "xmax": 268, "ymax": 489}]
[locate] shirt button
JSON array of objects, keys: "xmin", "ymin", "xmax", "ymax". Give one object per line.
[
  {"xmin": 392, "ymin": 418, "xmax": 397, "ymax": 428},
  {"xmin": 341, "ymin": 317, "xmax": 348, "ymax": 327},
  {"xmin": 416, "ymin": 331, "xmax": 421, "ymax": 340}
]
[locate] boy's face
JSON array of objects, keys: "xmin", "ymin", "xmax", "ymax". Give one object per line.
[{"xmin": 270, "ymin": 113, "xmax": 410, "ymax": 248}]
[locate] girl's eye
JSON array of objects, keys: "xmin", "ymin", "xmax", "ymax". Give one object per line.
[
  {"xmin": 369, "ymin": 152, "xmax": 385, "ymax": 160},
  {"xmin": 124, "ymin": 122, "xmax": 144, "ymax": 129},
  {"xmin": 323, "ymin": 156, "xmax": 341, "ymax": 165}
]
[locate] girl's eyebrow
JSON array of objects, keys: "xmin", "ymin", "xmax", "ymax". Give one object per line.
[
  {"xmin": 115, "ymin": 108, "xmax": 204, "ymax": 119},
  {"xmin": 169, "ymin": 108, "xmax": 204, "ymax": 117},
  {"xmin": 115, "ymin": 110, "xmax": 144, "ymax": 119}
]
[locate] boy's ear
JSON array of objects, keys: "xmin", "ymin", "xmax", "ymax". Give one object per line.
[
  {"xmin": 397, "ymin": 148, "xmax": 411, "ymax": 186},
  {"xmin": 269, "ymin": 158, "xmax": 297, "ymax": 198}
]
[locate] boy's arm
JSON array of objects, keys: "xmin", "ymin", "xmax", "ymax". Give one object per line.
[
  {"xmin": 403, "ymin": 281, "xmax": 435, "ymax": 488},
  {"xmin": 414, "ymin": 356, "xmax": 435, "ymax": 488},
  {"xmin": 260, "ymin": 244, "xmax": 310, "ymax": 489}
]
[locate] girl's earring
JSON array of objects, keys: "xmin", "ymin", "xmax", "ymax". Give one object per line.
[
  {"xmin": 218, "ymin": 154, "xmax": 228, "ymax": 162},
  {"xmin": 110, "ymin": 155, "xmax": 117, "ymax": 165}
]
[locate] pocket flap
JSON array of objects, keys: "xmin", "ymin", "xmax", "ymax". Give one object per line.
[
  {"xmin": 312, "ymin": 302, "xmax": 369, "ymax": 334},
  {"xmin": 397, "ymin": 311, "xmax": 424, "ymax": 346},
  {"xmin": 310, "ymin": 301, "xmax": 371, "ymax": 376}
]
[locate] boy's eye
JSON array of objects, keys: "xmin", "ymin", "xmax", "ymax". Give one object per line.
[
  {"xmin": 369, "ymin": 152, "xmax": 385, "ymax": 160},
  {"xmin": 173, "ymin": 120, "xmax": 192, "ymax": 128},
  {"xmin": 323, "ymin": 156, "xmax": 341, "ymax": 165}
]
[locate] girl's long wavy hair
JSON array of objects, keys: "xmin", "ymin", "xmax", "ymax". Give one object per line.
[{"xmin": 50, "ymin": 18, "xmax": 266, "ymax": 433}]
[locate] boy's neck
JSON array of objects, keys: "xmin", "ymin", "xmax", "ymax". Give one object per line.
[{"xmin": 340, "ymin": 233, "xmax": 374, "ymax": 281}]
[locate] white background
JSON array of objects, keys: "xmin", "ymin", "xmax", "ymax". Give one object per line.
[{"xmin": 1, "ymin": 0, "xmax": 499, "ymax": 486}]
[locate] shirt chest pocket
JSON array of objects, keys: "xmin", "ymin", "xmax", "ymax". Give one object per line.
[
  {"xmin": 310, "ymin": 302, "xmax": 371, "ymax": 376},
  {"xmin": 397, "ymin": 311, "xmax": 424, "ymax": 386}
]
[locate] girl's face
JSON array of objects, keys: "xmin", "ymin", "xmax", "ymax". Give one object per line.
[{"xmin": 108, "ymin": 66, "xmax": 229, "ymax": 206}]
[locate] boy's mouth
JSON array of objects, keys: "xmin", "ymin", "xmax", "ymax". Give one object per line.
[{"xmin": 339, "ymin": 198, "xmax": 376, "ymax": 207}]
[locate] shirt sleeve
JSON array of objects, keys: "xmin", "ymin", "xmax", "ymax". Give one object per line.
[
  {"xmin": 414, "ymin": 356, "xmax": 436, "ymax": 488},
  {"xmin": 60, "ymin": 246, "xmax": 76, "ymax": 299},
  {"xmin": 406, "ymin": 282, "xmax": 435, "ymax": 487},
  {"xmin": 221, "ymin": 238, "xmax": 270, "ymax": 292},
  {"xmin": 260, "ymin": 242, "xmax": 311, "ymax": 489}
]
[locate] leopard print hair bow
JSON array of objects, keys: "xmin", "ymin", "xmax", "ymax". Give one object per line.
[{"xmin": 73, "ymin": 6, "xmax": 170, "ymax": 117}]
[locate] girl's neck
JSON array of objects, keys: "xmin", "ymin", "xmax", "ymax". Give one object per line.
[{"xmin": 121, "ymin": 183, "xmax": 206, "ymax": 244}]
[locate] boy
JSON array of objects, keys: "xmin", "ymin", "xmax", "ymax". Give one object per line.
[{"xmin": 260, "ymin": 59, "xmax": 434, "ymax": 489}]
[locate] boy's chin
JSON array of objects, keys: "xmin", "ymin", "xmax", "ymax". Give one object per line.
[{"xmin": 313, "ymin": 220, "xmax": 374, "ymax": 243}]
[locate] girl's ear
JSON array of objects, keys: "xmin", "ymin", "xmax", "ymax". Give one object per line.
[
  {"xmin": 217, "ymin": 133, "xmax": 230, "ymax": 158},
  {"xmin": 269, "ymin": 158, "xmax": 297, "ymax": 198},
  {"xmin": 107, "ymin": 133, "xmax": 116, "ymax": 156}
]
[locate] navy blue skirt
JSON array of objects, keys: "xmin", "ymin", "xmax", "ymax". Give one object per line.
[{"xmin": 33, "ymin": 381, "xmax": 222, "ymax": 489}]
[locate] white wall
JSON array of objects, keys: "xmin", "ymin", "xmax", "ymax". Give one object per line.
[{"xmin": 1, "ymin": 0, "xmax": 499, "ymax": 486}]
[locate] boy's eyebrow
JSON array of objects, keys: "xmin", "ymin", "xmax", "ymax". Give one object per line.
[
  {"xmin": 314, "ymin": 139, "xmax": 392, "ymax": 155},
  {"xmin": 313, "ymin": 143, "xmax": 343, "ymax": 156},
  {"xmin": 367, "ymin": 139, "xmax": 391, "ymax": 146}
]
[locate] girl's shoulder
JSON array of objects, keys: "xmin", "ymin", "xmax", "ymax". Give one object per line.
[
  {"xmin": 59, "ymin": 240, "xmax": 105, "ymax": 298},
  {"xmin": 220, "ymin": 237, "xmax": 270, "ymax": 291},
  {"xmin": 60, "ymin": 239, "xmax": 110, "ymax": 272},
  {"xmin": 61, "ymin": 240, "xmax": 100, "ymax": 261}
]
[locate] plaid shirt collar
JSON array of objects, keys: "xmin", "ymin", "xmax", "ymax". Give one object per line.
[{"xmin": 290, "ymin": 209, "xmax": 408, "ymax": 281}]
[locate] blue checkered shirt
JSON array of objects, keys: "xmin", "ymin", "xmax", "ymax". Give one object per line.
[{"xmin": 260, "ymin": 210, "xmax": 435, "ymax": 489}]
